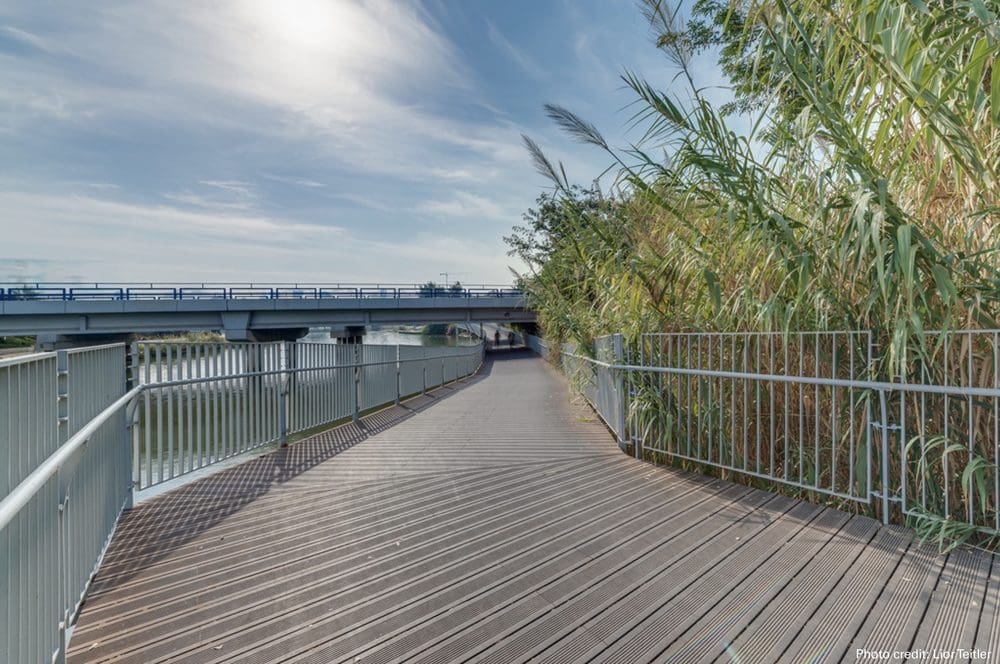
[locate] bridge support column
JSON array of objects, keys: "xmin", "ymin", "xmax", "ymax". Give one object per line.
[
  {"xmin": 330, "ymin": 325, "xmax": 365, "ymax": 345},
  {"xmin": 222, "ymin": 327, "xmax": 309, "ymax": 343},
  {"xmin": 221, "ymin": 311, "xmax": 308, "ymax": 343}
]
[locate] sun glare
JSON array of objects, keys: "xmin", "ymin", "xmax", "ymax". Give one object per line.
[{"xmin": 245, "ymin": 0, "xmax": 354, "ymax": 52}]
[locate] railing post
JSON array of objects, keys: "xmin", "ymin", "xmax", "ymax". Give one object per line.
[
  {"xmin": 125, "ymin": 342, "xmax": 138, "ymax": 507},
  {"xmin": 55, "ymin": 350, "xmax": 69, "ymax": 664},
  {"xmin": 55, "ymin": 476, "xmax": 67, "ymax": 664},
  {"xmin": 278, "ymin": 341, "xmax": 290, "ymax": 446},
  {"xmin": 352, "ymin": 344, "xmax": 360, "ymax": 424},
  {"xmin": 878, "ymin": 388, "xmax": 891, "ymax": 525},
  {"xmin": 126, "ymin": 400, "xmax": 140, "ymax": 505},
  {"xmin": 395, "ymin": 345, "xmax": 401, "ymax": 406},
  {"xmin": 610, "ymin": 334, "xmax": 629, "ymax": 454},
  {"xmin": 278, "ymin": 389, "xmax": 288, "ymax": 446}
]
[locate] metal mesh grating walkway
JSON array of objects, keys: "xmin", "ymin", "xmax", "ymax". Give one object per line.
[{"xmin": 68, "ymin": 351, "xmax": 1000, "ymax": 663}]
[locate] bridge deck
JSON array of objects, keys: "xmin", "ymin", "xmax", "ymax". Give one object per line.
[{"xmin": 69, "ymin": 352, "xmax": 1000, "ymax": 663}]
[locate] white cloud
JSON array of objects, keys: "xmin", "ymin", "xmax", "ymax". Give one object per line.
[
  {"xmin": 0, "ymin": 1, "xmax": 539, "ymax": 197},
  {"xmin": 417, "ymin": 191, "xmax": 514, "ymax": 221},
  {"xmin": 163, "ymin": 180, "xmax": 258, "ymax": 211},
  {"xmin": 326, "ymin": 192, "xmax": 399, "ymax": 215},
  {"xmin": 199, "ymin": 180, "xmax": 255, "ymax": 197},
  {"xmin": 0, "ymin": 1, "xmax": 577, "ymax": 284},
  {"xmin": 1, "ymin": 25, "xmax": 59, "ymax": 53},
  {"xmin": 427, "ymin": 167, "xmax": 479, "ymax": 182},
  {"xmin": 259, "ymin": 173, "xmax": 326, "ymax": 188},
  {"xmin": 0, "ymin": 191, "xmax": 342, "ymax": 245},
  {"xmin": 175, "ymin": 0, "xmax": 473, "ymax": 131},
  {"xmin": 162, "ymin": 192, "xmax": 254, "ymax": 211},
  {"xmin": 0, "ymin": 2, "xmax": 483, "ymax": 155},
  {"xmin": 487, "ymin": 21, "xmax": 546, "ymax": 80},
  {"xmin": 0, "ymin": 190, "xmax": 521, "ymax": 282}
]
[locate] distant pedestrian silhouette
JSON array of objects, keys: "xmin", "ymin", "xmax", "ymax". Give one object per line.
[
  {"xmin": 494, "ymin": 330, "xmax": 500, "ymax": 349},
  {"xmin": 508, "ymin": 331, "xmax": 515, "ymax": 348}
]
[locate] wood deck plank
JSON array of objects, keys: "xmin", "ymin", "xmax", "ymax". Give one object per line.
[
  {"xmin": 757, "ymin": 523, "xmax": 910, "ymax": 664},
  {"xmin": 911, "ymin": 547, "xmax": 993, "ymax": 656},
  {"xmin": 64, "ymin": 352, "xmax": 999, "ymax": 664},
  {"xmin": 208, "ymin": 472, "xmax": 738, "ymax": 664},
  {"xmin": 463, "ymin": 493, "xmax": 792, "ymax": 664},
  {"xmin": 592, "ymin": 507, "xmax": 853, "ymax": 664}
]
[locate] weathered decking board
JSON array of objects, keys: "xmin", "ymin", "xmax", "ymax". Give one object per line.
[{"xmin": 68, "ymin": 351, "xmax": 999, "ymax": 663}]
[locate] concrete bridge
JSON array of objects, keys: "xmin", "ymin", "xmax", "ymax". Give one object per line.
[{"xmin": 0, "ymin": 282, "xmax": 535, "ymax": 346}]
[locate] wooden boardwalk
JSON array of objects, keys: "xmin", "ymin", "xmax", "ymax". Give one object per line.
[{"xmin": 69, "ymin": 351, "xmax": 1000, "ymax": 663}]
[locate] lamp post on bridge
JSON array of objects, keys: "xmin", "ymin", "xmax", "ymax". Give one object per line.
[{"xmin": 438, "ymin": 271, "xmax": 466, "ymax": 289}]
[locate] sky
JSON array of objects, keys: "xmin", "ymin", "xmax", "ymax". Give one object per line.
[{"xmin": 0, "ymin": 0, "xmax": 721, "ymax": 285}]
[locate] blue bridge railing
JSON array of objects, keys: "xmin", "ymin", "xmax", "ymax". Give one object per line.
[{"xmin": 0, "ymin": 282, "xmax": 523, "ymax": 301}]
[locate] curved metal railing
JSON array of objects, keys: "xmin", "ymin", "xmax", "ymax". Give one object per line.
[
  {"xmin": 0, "ymin": 340, "xmax": 483, "ymax": 663},
  {"xmin": 541, "ymin": 331, "xmax": 1000, "ymax": 539}
]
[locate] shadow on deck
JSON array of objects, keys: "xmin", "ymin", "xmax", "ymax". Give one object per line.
[{"xmin": 68, "ymin": 351, "xmax": 1000, "ymax": 664}]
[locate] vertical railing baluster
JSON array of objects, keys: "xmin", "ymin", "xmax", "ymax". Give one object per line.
[
  {"xmin": 166, "ymin": 344, "xmax": 173, "ymax": 480},
  {"xmin": 195, "ymin": 344, "xmax": 203, "ymax": 468},
  {"xmin": 355, "ymin": 344, "xmax": 361, "ymax": 417},
  {"xmin": 155, "ymin": 344, "xmax": 163, "ymax": 484},
  {"xmin": 278, "ymin": 343, "xmax": 288, "ymax": 446},
  {"xmin": 994, "ymin": 331, "xmax": 999, "ymax": 532},
  {"xmin": 242, "ymin": 344, "xmax": 249, "ymax": 453},
  {"xmin": 865, "ymin": 332, "xmax": 874, "ymax": 503},
  {"xmin": 798, "ymin": 333, "xmax": 804, "ymax": 486},
  {"xmin": 222, "ymin": 345, "xmax": 230, "ymax": 460},
  {"xmin": 755, "ymin": 335, "xmax": 761, "ymax": 475},
  {"xmin": 967, "ymin": 330, "xmax": 975, "ymax": 524},
  {"xmin": 813, "ymin": 333, "xmax": 820, "ymax": 491},
  {"xmin": 879, "ymin": 388, "xmax": 891, "ymax": 524},
  {"xmin": 144, "ymin": 345, "xmax": 151, "ymax": 489},
  {"xmin": 395, "ymin": 345, "xmax": 401, "ymax": 406},
  {"xmin": 831, "ymin": 334, "xmax": 837, "ymax": 493},
  {"xmin": 849, "ymin": 334, "xmax": 855, "ymax": 496},
  {"xmin": 730, "ymin": 336, "xmax": 737, "ymax": 468},
  {"xmin": 783, "ymin": 334, "xmax": 790, "ymax": 482},
  {"xmin": 768, "ymin": 334, "xmax": 775, "ymax": 478},
  {"xmin": 944, "ymin": 335, "xmax": 950, "ymax": 519},
  {"xmin": 686, "ymin": 336, "xmax": 692, "ymax": 457},
  {"xmin": 186, "ymin": 344, "xmax": 193, "ymax": 473}
]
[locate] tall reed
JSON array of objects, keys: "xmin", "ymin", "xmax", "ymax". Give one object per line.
[{"xmin": 510, "ymin": 0, "xmax": 1000, "ymax": 547}]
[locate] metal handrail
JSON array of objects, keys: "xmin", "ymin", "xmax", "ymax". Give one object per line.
[
  {"xmin": 0, "ymin": 287, "xmax": 524, "ymax": 301},
  {"xmin": 0, "ymin": 387, "xmax": 140, "ymax": 533},
  {"xmin": 561, "ymin": 334, "xmax": 1000, "ymax": 533},
  {"xmin": 0, "ymin": 282, "xmax": 522, "ymax": 301},
  {"xmin": 0, "ymin": 281, "xmax": 517, "ymax": 287},
  {"xmin": 562, "ymin": 352, "xmax": 1000, "ymax": 399}
]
